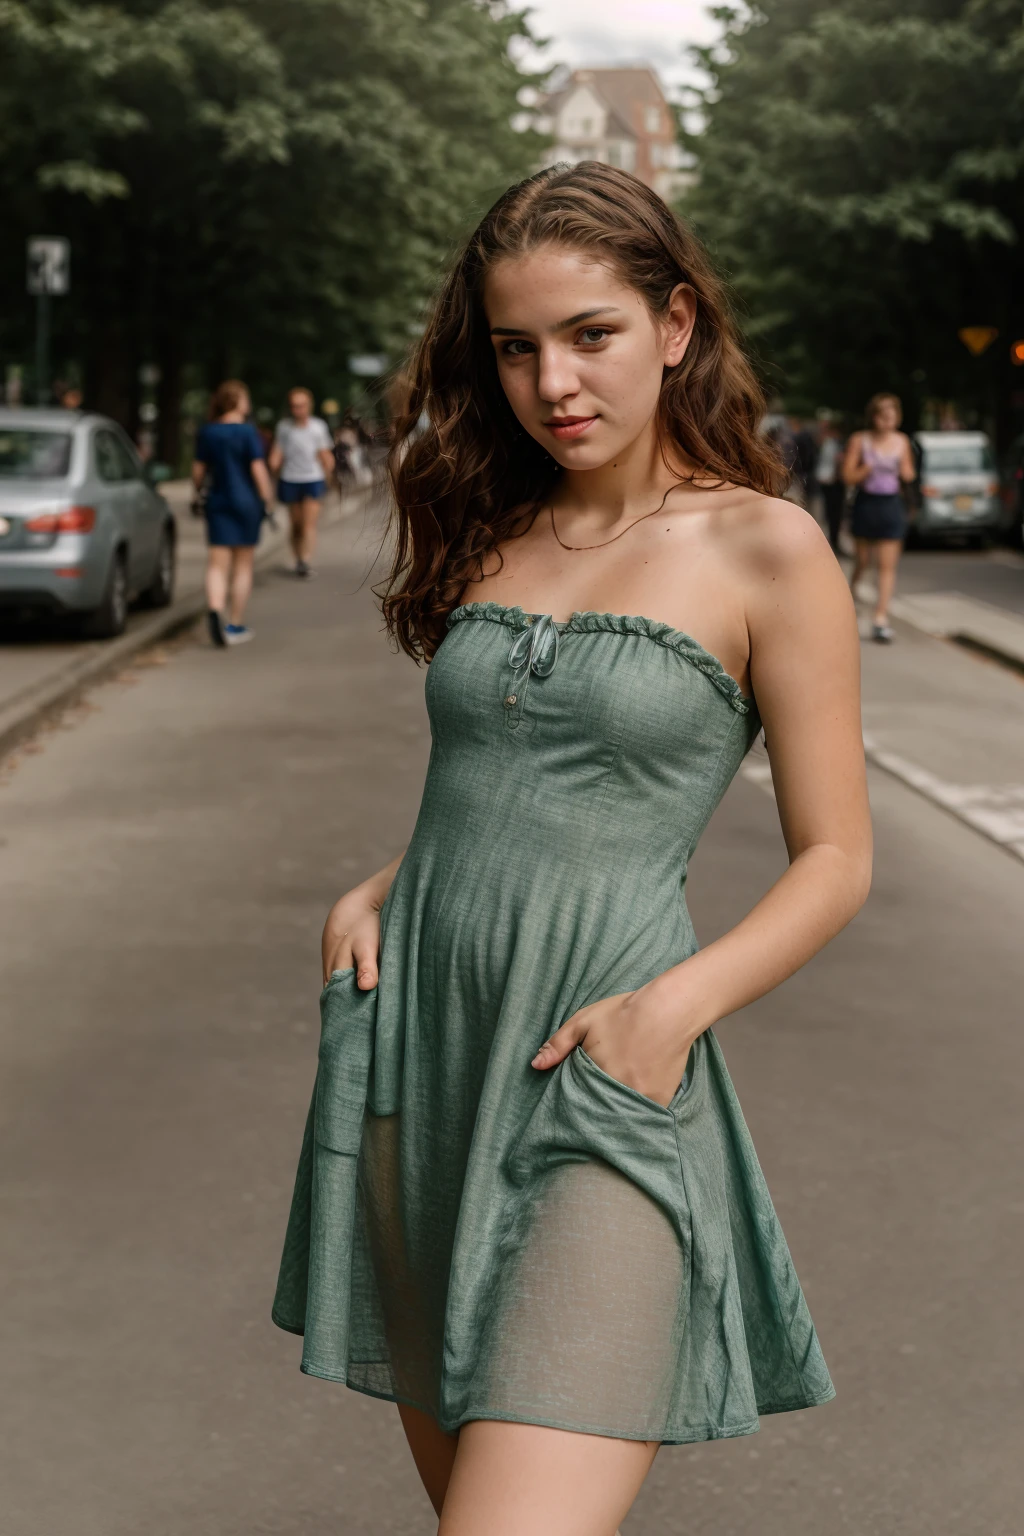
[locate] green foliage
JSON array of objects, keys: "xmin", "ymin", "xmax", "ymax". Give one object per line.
[
  {"xmin": 687, "ymin": 0, "xmax": 1024, "ymax": 429},
  {"xmin": 0, "ymin": 0, "xmax": 543, "ymax": 447}
]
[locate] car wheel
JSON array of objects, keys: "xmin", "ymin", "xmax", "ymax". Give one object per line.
[
  {"xmin": 141, "ymin": 524, "xmax": 176, "ymax": 608},
  {"xmin": 81, "ymin": 547, "xmax": 129, "ymax": 639}
]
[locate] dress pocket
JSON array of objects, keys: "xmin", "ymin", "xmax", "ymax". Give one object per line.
[
  {"xmin": 575, "ymin": 1040, "xmax": 699, "ymax": 1116},
  {"xmin": 314, "ymin": 972, "xmax": 377, "ymax": 1154}
]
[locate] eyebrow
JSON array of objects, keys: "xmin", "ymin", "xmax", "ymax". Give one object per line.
[{"xmin": 489, "ymin": 307, "xmax": 621, "ymax": 337}]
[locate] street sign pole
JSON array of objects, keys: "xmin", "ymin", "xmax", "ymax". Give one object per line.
[
  {"xmin": 35, "ymin": 291, "xmax": 51, "ymax": 406},
  {"xmin": 26, "ymin": 237, "xmax": 70, "ymax": 405}
]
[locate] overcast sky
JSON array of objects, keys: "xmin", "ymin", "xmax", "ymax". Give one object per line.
[{"xmin": 516, "ymin": 0, "xmax": 720, "ymax": 97}]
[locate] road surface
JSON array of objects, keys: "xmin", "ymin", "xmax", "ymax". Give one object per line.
[{"xmin": 1, "ymin": 506, "xmax": 1022, "ymax": 1535}]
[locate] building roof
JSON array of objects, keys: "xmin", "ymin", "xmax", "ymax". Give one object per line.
[
  {"xmin": 575, "ymin": 66, "xmax": 670, "ymax": 128},
  {"xmin": 540, "ymin": 79, "xmax": 635, "ymax": 142}
]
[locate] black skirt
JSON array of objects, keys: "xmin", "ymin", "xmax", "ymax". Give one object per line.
[{"xmin": 851, "ymin": 490, "xmax": 906, "ymax": 541}]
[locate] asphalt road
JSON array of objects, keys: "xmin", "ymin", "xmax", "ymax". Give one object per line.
[{"xmin": 1, "ymin": 506, "xmax": 1022, "ymax": 1536}]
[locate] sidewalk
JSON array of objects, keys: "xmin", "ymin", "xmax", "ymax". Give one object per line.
[
  {"xmin": 744, "ymin": 597, "xmax": 1024, "ymax": 863},
  {"xmin": 0, "ymin": 480, "xmax": 367, "ymax": 756}
]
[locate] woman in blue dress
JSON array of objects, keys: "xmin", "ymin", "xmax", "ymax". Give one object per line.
[{"xmin": 191, "ymin": 379, "xmax": 274, "ymax": 646}]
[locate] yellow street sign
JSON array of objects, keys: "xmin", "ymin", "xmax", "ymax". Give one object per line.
[{"xmin": 958, "ymin": 326, "xmax": 998, "ymax": 356}]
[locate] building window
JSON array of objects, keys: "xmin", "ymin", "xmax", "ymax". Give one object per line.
[{"xmin": 644, "ymin": 106, "xmax": 661, "ymax": 133}]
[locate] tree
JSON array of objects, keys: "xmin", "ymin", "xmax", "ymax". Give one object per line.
[
  {"xmin": 0, "ymin": 0, "xmax": 543, "ymax": 459},
  {"xmin": 686, "ymin": 0, "xmax": 1024, "ymax": 437}
]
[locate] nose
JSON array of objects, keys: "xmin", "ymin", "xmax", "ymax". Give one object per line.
[{"xmin": 535, "ymin": 344, "xmax": 580, "ymax": 406}]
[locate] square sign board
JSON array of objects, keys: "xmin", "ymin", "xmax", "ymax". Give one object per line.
[{"xmin": 27, "ymin": 238, "xmax": 71, "ymax": 296}]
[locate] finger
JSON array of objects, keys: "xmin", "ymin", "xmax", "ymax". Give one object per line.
[
  {"xmin": 322, "ymin": 929, "xmax": 353, "ymax": 986},
  {"xmin": 351, "ymin": 938, "xmax": 379, "ymax": 991},
  {"xmin": 531, "ymin": 1017, "xmax": 584, "ymax": 1070}
]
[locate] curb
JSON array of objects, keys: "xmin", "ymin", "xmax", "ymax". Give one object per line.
[{"xmin": 0, "ymin": 487, "xmax": 372, "ymax": 760}]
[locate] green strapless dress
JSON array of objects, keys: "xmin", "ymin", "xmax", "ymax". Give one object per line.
[{"xmin": 272, "ymin": 602, "xmax": 835, "ymax": 1444}]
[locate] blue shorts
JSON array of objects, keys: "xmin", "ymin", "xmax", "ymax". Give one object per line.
[{"xmin": 278, "ymin": 479, "xmax": 326, "ymax": 504}]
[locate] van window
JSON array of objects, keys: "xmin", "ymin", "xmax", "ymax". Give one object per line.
[{"xmin": 923, "ymin": 442, "xmax": 994, "ymax": 475}]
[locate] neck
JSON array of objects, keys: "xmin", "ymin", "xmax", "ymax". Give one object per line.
[
  {"xmin": 555, "ymin": 418, "xmax": 687, "ymax": 527},
  {"xmin": 220, "ymin": 410, "xmax": 244, "ymax": 423}
]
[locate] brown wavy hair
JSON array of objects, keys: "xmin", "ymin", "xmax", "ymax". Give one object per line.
[
  {"xmin": 382, "ymin": 162, "xmax": 783, "ymax": 661},
  {"xmin": 209, "ymin": 379, "xmax": 249, "ymax": 419}
]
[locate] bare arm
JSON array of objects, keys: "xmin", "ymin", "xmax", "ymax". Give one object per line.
[
  {"xmin": 318, "ymin": 447, "xmax": 335, "ymax": 479},
  {"xmin": 251, "ymin": 458, "xmax": 274, "ymax": 503},
  {"xmin": 842, "ymin": 432, "xmax": 870, "ymax": 486},
  {"xmin": 190, "ymin": 459, "xmax": 206, "ymax": 491},
  {"xmin": 899, "ymin": 433, "xmax": 917, "ymax": 483},
  {"xmin": 321, "ymin": 854, "xmax": 404, "ymax": 987},
  {"xmin": 536, "ymin": 507, "xmax": 872, "ymax": 1104},
  {"xmin": 268, "ymin": 442, "xmax": 283, "ymax": 476}
]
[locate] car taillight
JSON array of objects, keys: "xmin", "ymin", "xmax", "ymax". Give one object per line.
[{"xmin": 24, "ymin": 505, "xmax": 96, "ymax": 534}]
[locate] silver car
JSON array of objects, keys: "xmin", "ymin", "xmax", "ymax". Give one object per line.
[
  {"xmin": 911, "ymin": 431, "xmax": 1002, "ymax": 545},
  {"xmin": 0, "ymin": 407, "xmax": 175, "ymax": 636}
]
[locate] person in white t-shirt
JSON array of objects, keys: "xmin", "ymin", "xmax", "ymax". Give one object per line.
[{"xmin": 269, "ymin": 388, "xmax": 334, "ymax": 577}]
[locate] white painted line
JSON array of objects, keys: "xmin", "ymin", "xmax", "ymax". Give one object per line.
[
  {"xmin": 862, "ymin": 732, "xmax": 1024, "ymax": 864},
  {"xmin": 743, "ymin": 734, "xmax": 1024, "ymax": 864}
]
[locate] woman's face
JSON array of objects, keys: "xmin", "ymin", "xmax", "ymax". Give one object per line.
[
  {"xmin": 290, "ymin": 392, "xmax": 311, "ymax": 423},
  {"xmin": 484, "ymin": 245, "xmax": 695, "ymax": 471},
  {"xmin": 872, "ymin": 400, "xmax": 900, "ymax": 432}
]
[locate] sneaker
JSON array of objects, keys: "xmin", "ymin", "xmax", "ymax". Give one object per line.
[
  {"xmin": 294, "ymin": 559, "xmax": 311, "ymax": 579},
  {"xmin": 207, "ymin": 609, "xmax": 227, "ymax": 648},
  {"xmin": 872, "ymin": 622, "xmax": 895, "ymax": 644},
  {"xmin": 224, "ymin": 623, "xmax": 254, "ymax": 646}
]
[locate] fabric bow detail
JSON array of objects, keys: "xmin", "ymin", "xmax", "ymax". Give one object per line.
[{"xmin": 507, "ymin": 614, "xmax": 559, "ymax": 680}]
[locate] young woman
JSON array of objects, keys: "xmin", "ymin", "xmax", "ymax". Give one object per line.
[
  {"xmin": 192, "ymin": 380, "xmax": 272, "ymax": 647},
  {"xmin": 843, "ymin": 393, "xmax": 916, "ymax": 642},
  {"xmin": 273, "ymin": 164, "xmax": 872, "ymax": 1535},
  {"xmin": 269, "ymin": 386, "xmax": 335, "ymax": 577}
]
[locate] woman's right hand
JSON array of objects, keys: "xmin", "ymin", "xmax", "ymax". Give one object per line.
[{"xmin": 321, "ymin": 857, "xmax": 402, "ymax": 989}]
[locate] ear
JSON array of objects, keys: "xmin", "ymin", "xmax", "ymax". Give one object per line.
[{"xmin": 662, "ymin": 283, "xmax": 697, "ymax": 368}]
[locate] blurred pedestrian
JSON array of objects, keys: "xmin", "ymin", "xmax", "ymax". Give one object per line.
[
  {"xmin": 790, "ymin": 417, "xmax": 818, "ymax": 507},
  {"xmin": 192, "ymin": 379, "xmax": 273, "ymax": 647},
  {"xmin": 843, "ymin": 393, "xmax": 916, "ymax": 642},
  {"xmin": 815, "ymin": 418, "xmax": 846, "ymax": 553},
  {"xmin": 334, "ymin": 410, "xmax": 374, "ymax": 488},
  {"xmin": 269, "ymin": 388, "xmax": 334, "ymax": 578}
]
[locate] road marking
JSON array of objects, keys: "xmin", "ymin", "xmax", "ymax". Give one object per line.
[
  {"xmin": 743, "ymin": 738, "xmax": 1024, "ymax": 864},
  {"xmin": 862, "ymin": 733, "xmax": 1024, "ymax": 863}
]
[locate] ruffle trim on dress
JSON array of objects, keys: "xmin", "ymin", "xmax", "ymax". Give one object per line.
[{"xmin": 447, "ymin": 602, "xmax": 753, "ymax": 715}]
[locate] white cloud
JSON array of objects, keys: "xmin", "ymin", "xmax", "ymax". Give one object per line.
[{"xmin": 517, "ymin": 0, "xmax": 720, "ymax": 96}]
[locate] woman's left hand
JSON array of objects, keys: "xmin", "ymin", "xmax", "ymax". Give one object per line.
[{"xmin": 531, "ymin": 984, "xmax": 702, "ymax": 1108}]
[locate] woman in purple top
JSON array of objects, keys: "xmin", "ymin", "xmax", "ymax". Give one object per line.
[{"xmin": 842, "ymin": 393, "xmax": 915, "ymax": 643}]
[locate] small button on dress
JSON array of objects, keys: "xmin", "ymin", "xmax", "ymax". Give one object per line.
[{"xmin": 273, "ymin": 602, "xmax": 835, "ymax": 1445}]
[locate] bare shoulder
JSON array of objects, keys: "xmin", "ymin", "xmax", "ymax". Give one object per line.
[{"xmin": 707, "ymin": 486, "xmax": 837, "ymax": 584}]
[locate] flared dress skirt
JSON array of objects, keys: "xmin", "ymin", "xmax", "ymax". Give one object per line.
[{"xmin": 272, "ymin": 603, "xmax": 835, "ymax": 1444}]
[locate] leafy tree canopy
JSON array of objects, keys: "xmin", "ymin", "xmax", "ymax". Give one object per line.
[
  {"xmin": 0, "ymin": 0, "xmax": 542, "ymax": 450},
  {"xmin": 687, "ymin": 0, "xmax": 1024, "ymax": 433}
]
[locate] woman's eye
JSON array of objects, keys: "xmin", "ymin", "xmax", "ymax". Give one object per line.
[
  {"xmin": 502, "ymin": 339, "xmax": 534, "ymax": 357},
  {"xmin": 579, "ymin": 328, "xmax": 611, "ymax": 345}
]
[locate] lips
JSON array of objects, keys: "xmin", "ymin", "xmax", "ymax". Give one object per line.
[{"xmin": 545, "ymin": 416, "xmax": 597, "ymax": 441}]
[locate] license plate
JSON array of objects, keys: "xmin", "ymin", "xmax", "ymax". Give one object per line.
[{"xmin": 954, "ymin": 494, "xmax": 974, "ymax": 512}]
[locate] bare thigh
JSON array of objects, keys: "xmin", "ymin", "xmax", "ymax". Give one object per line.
[
  {"xmin": 439, "ymin": 1419, "xmax": 658, "ymax": 1536},
  {"xmin": 398, "ymin": 1402, "xmax": 458, "ymax": 1519},
  {"xmin": 875, "ymin": 537, "xmax": 902, "ymax": 576}
]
